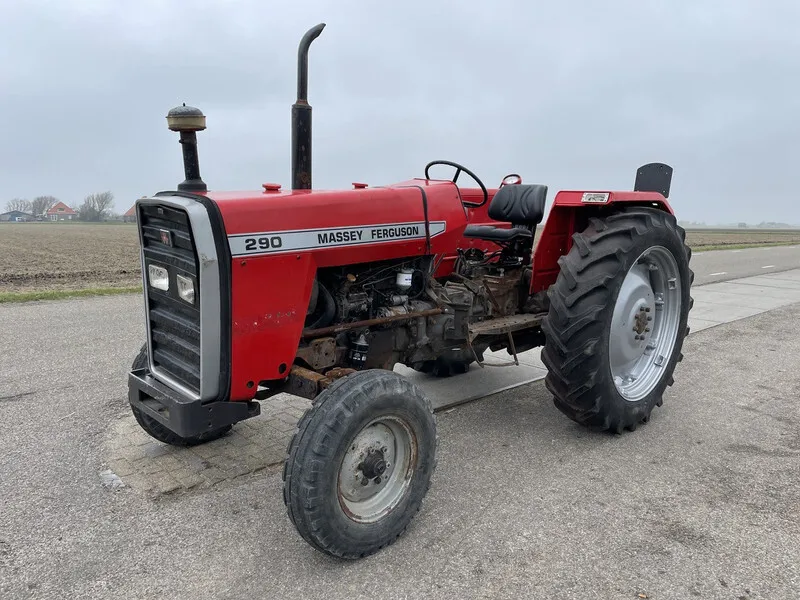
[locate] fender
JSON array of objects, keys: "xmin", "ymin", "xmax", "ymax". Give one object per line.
[
  {"xmin": 530, "ymin": 161, "xmax": 675, "ymax": 294},
  {"xmin": 530, "ymin": 190, "xmax": 674, "ymax": 294}
]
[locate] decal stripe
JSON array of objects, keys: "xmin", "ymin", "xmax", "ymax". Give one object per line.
[
  {"xmin": 419, "ymin": 187, "xmax": 431, "ymax": 254},
  {"xmin": 228, "ymin": 221, "xmax": 447, "ymax": 257}
]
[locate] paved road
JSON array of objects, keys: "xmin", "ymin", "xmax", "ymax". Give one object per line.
[
  {"xmin": 691, "ymin": 244, "xmax": 799, "ymax": 285},
  {"xmin": 1, "ymin": 289, "xmax": 799, "ymax": 598}
]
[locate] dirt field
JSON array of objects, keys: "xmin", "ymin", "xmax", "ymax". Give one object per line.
[
  {"xmin": 1, "ymin": 223, "xmax": 799, "ymax": 295},
  {"xmin": 0, "ymin": 223, "xmax": 141, "ymax": 294},
  {"xmin": 684, "ymin": 228, "xmax": 800, "ymax": 248}
]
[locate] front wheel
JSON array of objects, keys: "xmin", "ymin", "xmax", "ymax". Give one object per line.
[
  {"xmin": 541, "ymin": 207, "xmax": 694, "ymax": 433},
  {"xmin": 282, "ymin": 369, "xmax": 437, "ymax": 559}
]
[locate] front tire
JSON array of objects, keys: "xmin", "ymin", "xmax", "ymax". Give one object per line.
[
  {"xmin": 129, "ymin": 344, "xmax": 232, "ymax": 447},
  {"xmin": 282, "ymin": 369, "xmax": 437, "ymax": 559},
  {"xmin": 541, "ymin": 207, "xmax": 693, "ymax": 433}
]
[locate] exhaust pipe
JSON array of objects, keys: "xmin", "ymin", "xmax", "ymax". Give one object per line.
[{"xmin": 291, "ymin": 23, "xmax": 326, "ymax": 190}]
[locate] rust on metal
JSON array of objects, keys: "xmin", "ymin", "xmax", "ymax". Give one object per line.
[
  {"xmin": 287, "ymin": 366, "xmax": 327, "ymax": 399},
  {"xmin": 302, "ymin": 308, "xmax": 443, "ymax": 339},
  {"xmin": 295, "ymin": 336, "xmax": 337, "ymax": 370},
  {"xmin": 320, "ymin": 367, "xmax": 356, "ymax": 388}
]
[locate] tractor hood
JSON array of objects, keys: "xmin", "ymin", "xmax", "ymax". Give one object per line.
[{"xmin": 201, "ymin": 180, "xmax": 470, "ymax": 266}]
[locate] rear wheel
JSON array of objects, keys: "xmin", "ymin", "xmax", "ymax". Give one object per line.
[
  {"xmin": 541, "ymin": 207, "xmax": 693, "ymax": 433},
  {"xmin": 282, "ymin": 369, "xmax": 437, "ymax": 559},
  {"xmin": 129, "ymin": 344, "xmax": 232, "ymax": 447}
]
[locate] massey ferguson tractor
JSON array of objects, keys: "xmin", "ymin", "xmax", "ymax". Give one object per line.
[{"xmin": 127, "ymin": 24, "xmax": 694, "ymax": 559}]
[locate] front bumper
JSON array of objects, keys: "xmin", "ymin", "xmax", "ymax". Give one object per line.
[{"xmin": 128, "ymin": 367, "xmax": 260, "ymax": 439}]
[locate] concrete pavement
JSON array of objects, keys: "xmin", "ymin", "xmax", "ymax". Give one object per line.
[
  {"xmin": 690, "ymin": 243, "xmax": 799, "ymax": 285},
  {"xmin": 1, "ymin": 281, "xmax": 799, "ymax": 598},
  {"xmin": 2, "ymin": 258, "xmax": 800, "ymax": 498}
]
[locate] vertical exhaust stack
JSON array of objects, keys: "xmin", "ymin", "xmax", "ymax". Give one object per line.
[
  {"xmin": 291, "ymin": 23, "xmax": 326, "ymax": 190},
  {"xmin": 167, "ymin": 104, "xmax": 208, "ymax": 193}
]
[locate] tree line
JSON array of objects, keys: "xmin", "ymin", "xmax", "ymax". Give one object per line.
[{"xmin": 4, "ymin": 192, "xmax": 117, "ymax": 221}]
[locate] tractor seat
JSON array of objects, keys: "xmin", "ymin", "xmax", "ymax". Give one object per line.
[
  {"xmin": 463, "ymin": 183, "xmax": 548, "ymax": 243},
  {"xmin": 462, "ymin": 225, "xmax": 532, "ymax": 242}
]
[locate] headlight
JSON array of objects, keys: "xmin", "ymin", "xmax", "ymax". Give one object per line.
[
  {"xmin": 176, "ymin": 274, "xmax": 196, "ymax": 304},
  {"xmin": 148, "ymin": 264, "xmax": 169, "ymax": 291}
]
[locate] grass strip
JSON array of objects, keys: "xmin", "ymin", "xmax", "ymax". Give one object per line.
[{"xmin": 0, "ymin": 286, "xmax": 142, "ymax": 304}]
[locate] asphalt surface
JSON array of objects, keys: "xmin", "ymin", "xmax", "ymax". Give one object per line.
[
  {"xmin": 1, "ymin": 261, "xmax": 799, "ymax": 598},
  {"xmin": 691, "ymin": 244, "xmax": 799, "ymax": 285}
]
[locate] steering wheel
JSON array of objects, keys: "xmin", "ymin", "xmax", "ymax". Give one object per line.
[{"xmin": 424, "ymin": 160, "xmax": 489, "ymax": 208}]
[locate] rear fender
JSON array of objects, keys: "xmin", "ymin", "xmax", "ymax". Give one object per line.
[{"xmin": 530, "ymin": 190, "xmax": 674, "ymax": 294}]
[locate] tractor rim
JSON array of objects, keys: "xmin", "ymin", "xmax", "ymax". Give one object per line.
[
  {"xmin": 337, "ymin": 415, "xmax": 417, "ymax": 523},
  {"xmin": 609, "ymin": 245, "xmax": 682, "ymax": 402}
]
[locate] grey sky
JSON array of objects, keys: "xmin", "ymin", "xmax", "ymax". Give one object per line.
[{"xmin": 1, "ymin": 0, "xmax": 798, "ymax": 224}]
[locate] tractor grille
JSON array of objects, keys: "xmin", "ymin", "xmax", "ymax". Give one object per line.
[{"xmin": 138, "ymin": 203, "xmax": 201, "ymax": 394}]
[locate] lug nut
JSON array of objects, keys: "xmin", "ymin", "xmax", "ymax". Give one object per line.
[
  {"xmin": 645, "ymin": 307, "xmax": 651, "ymax": 312},
  {"xmin": 645, "ymin": 328, "xmax": 650, "ymax": 333},
  {"xmin": 647, "ymin": 316, "xmax": 653, "ymax": 321}
]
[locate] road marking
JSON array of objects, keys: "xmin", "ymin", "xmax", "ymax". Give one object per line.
[
  {"xmin": 709, "ymin": 272, "xmax": 727, "ymax": 276},
  {"xmin": 762, "ymin": 265, "xmax": 775, "ymax": 269},
  {"xmin": 731, "ymin": 250, "xmax": 742, "ymax": 253}
]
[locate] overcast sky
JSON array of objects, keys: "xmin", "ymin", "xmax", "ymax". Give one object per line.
[{"xmin": 1, "ymin": 0, "xmax": 799, "ymax": 224}]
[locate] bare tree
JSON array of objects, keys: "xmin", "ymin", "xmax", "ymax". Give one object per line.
[
  {"xmin": 30, "ymin": 195, "xmax": 58, "ymax": 217},
  {"xmin": 5, "ymin": 198, "xmax": 32, "ymax": 213},
  {"xmin": 77, "ymin": 191, "xmax": 115, "ymax": 222}
]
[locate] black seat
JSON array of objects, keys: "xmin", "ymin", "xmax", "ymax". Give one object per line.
[
  {"xmin": 461, "ymin": 224, "xmax": 532, "ymax": 242},
  {"xmin": 463, "ymin": 184, "xmax": 547, "ymax": 243}
]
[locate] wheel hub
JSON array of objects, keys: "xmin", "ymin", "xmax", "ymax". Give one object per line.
[
  {"xmin": 337, "ymin": 416, "xmax": 417, "ymax": 523},
  {"xmin": 608, "ymin": 246, "xmax": 682, "ymax": 402},
  {"xmin": 359, "ymin": 450, "xmax": 388, "ymax": 480}
]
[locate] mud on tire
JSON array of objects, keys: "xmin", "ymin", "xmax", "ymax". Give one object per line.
[
  {"xmin": 129, "ymin": 344, "xmax": 232, "ymax": 447},
  {"xmin": 282, "ymin": 369, "xmax": 437, "ymax": 559},
  {"xmin": 541, "ymin": 207, "xmax": 694, "ymax": 433}
]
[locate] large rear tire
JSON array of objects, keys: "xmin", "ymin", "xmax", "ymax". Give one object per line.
[
  {"xmin": 541, "ymin": 207, "xmax": 693, "ymax": 433},
  {"xmin": 282, "ymin": 369, "xmax": 437, "ymax": 559},
  {"xmin": 129, "ymin": 344, "xmax": 232, "ymax": 447}
]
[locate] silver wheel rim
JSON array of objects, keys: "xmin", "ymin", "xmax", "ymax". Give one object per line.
[
  {"xmin": 337, "ymin": 416, "xmax": 417, "ymax": 523},
  {"xmin": 609, "ymin": 245, "xmax": 682, "ymax": 402}
]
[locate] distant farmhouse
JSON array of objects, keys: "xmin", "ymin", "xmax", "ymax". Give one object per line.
[
  {"xmin": 0, "ymin": 210, "xmax": 35, "ymax": 222},
  {"xmin": 46, "ymin": 201, "xmax": 77, "ymax": 221},
  {"xmin": 123, "ymin": 205, "xmax": 137, "ymax": 223}
]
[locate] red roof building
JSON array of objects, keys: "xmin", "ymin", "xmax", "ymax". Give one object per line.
[
  {"xmin": 123, "ymin": 204, "xmax": 137, "ymax": 222},
  {"xmin": 46, "ymin": 201, "xmax": 77, "ymax": 221}
]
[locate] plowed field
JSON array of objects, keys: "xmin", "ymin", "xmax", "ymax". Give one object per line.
[{"xmin": 0, "ymin": 223, "xmax": 141, "ymax": 293}]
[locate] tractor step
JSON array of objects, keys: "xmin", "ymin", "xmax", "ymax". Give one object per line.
[{"xmin": 468, "ymin": 312, "xmax": 545, "ymax": 341}]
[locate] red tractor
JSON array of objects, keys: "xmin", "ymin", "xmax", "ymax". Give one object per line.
[{"xmin": 128, "ymin": 24, "xmax": 693, "ymax": 559}]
